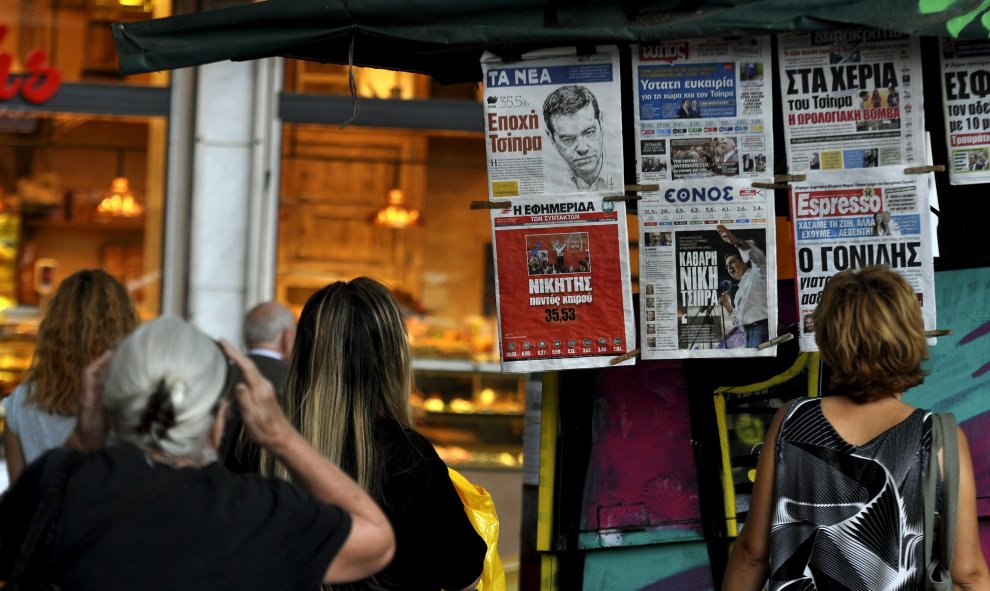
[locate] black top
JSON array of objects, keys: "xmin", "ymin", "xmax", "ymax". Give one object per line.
[
  {"xmin": 220, "ymin": 353, "xmax": 288, "ymax": 473},
  {"xmin": 770, "ymin": 398, "xmax": 930, "ymax": 590},
  {"xmin": 354, "ymin": 419, "xmax": 486, "ymax": 591},
  {"xmin": 248, "ymin": 353, "xmax": 289, "ymax": 391},
  {"xmin": 0, "ymin": 443, "xmax": 351, "ymax": 591}
]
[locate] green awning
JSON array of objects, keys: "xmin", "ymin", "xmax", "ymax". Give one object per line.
[{"xmin": 113, "ymin": 0, "xmax": 990, "ymax": 83}]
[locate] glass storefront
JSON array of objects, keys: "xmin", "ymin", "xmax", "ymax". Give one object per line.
[
  {"xmin": 276, "ymin": 123, "xmax": 525, "ymax": 467},
  {"xmin": 0, "ymin": 0, "xmax": 170, "ymax": 391}
]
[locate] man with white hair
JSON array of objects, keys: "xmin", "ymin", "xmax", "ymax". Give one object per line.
[
  {"xmin": 243, "ymin": 301, "xmax": 295, "ymax": 389},
  {"xmin": 221, "ymin": 301, "xmax": 296, "ymax": 473}
]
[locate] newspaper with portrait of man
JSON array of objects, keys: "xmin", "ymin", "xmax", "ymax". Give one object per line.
[
  {"xmin": 490, "ymin": 194, "xmax": 635, "ymax": 372},
  {"xmin": 778, "ymin": 30, "xmax": 924, "ymax": 172},
  {"xmin": 481, "ymin": 46, "xmax": 624, "ymax": 199},
  {"xmin": 789, "ymin": 167, "xmax": 935, "ymax": 352},
  {"xmin": 633, "ymin": 37, "xmax": 774, "ymax": 183},
  {"xmin": 638, "ymin": 178, "xmax": 777, "ymax": 359},
  {"xmin": 940, "ymin": 39, "xmax": 990, "ymax": 185}
]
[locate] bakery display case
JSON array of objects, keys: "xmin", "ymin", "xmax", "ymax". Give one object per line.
[
  {"xmin": 0, "ymin": 307, "xmax": 39, "ymax": 398},
  {"xmin": 411, "ymin": 359, "xmax": 526, "ymax": 470}
]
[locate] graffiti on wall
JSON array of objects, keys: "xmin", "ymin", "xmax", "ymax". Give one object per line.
[
  {"xmin": 919, "ymin": 0, "xmax": 990, "ymax": 37},
  {"xmin": 904, "ymin": 266, "xmax": 990, "ymax": 556}
]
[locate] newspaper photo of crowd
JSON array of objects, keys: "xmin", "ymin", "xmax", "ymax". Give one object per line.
[{"xmin": 526, "ymin": 232, "xmax": 592, "ymax": 275}]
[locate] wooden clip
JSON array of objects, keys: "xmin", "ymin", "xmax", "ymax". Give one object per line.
[
  {"xmin": 752, "ymin": 182, "xmax": 791, "ymax": 190},
  {"xmin": 610, "ymin": 348, "xmax": 640, "ymax": 365},
  {"xmin": 756, "ymin": 332, "xmax": 794, "ymax": 350},
  {"xmin": 925, "ymin": 329, "xmax": 952, "ymax": 337},
  {"xmin": 624, "ymin": 184, "xmax": 659, "ymax": 192},
  {"xmin": 904, "ymin": 165, "xmax": 945, "ymax": 174},
  {"xmin": 603, "ymin": 194, "xmax": 643, "ymax": 203},
  {"xmin": 470, "ymin": 200, "xmax": 511, "ymax": 210},
  {"xmin": 775, "ymin": 174, "xmax": 806, "ymax": 182}
]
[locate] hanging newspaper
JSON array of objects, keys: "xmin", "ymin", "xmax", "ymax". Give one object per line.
[
  {"xmin": 638, "ymin": 178, "xmax": 777, "ymax": 359},
  {"xmin": 491, "ymin": 194, "xmax": 635, "ymax": 372},
  {"xmin": 632, "ymin": 37, "xmax": 774, "ymax": 182},
  {"xmin": 481, "ymin": 46, "xmax": 624, "ymax": 198},
  {"xmin": 940, "ymin": 39, "xmax": 990, "ymax": 185},
  {"xmin": 790, "ymin": 167, "xmax": 935, "ymax": 352},
  {"xmin": 777, "ymin": 30, "xmax": 924, "ymax": 172}
]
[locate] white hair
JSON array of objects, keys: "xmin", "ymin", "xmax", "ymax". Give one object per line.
[
  {"xmin": 102, "ymin": 316, "xmax": 228, "ymax": 463},
  {"xmin": 243, "ymin": 302, "xmax": 295, "ymax": 347}
]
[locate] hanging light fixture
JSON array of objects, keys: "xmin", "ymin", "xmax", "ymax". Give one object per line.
[
  {"xmin": 97, "ymin": 151, "xmax": 144, "ymax": 218},
  {"xmin": 371, "ymin": 159, "xmax": 420, "ymax": 229}
]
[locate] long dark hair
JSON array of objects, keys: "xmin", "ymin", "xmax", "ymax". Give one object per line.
[{"xmin": 264, "ymin": 277, "xmax": 412, "ymax": 505}]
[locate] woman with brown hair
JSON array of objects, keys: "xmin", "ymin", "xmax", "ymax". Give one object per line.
[
  {"xmin": 3, "ymin": 269, "xmax": 138, "ymax": 483},
  {"xmin": 723, "ymin": 266, "xmax": 990, "ymax": 590}
]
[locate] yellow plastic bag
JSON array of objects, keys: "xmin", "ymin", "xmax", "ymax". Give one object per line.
[{"xmin": 448, "ymin": 468, "xmax": 506, "ymax": 591}]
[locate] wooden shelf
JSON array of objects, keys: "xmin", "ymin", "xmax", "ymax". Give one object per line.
[{"xmin": 25, "ymin": 217, "xmax": 144, "ymax": 232}]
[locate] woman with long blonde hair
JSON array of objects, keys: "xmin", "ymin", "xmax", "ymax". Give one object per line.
[
  {"xmin": 3, "ymin": 269, "xmax": 138, "ymax": 482},
  {"xmin": 266, "ymin": 277, "xmax": 485, "ymax": 591}
]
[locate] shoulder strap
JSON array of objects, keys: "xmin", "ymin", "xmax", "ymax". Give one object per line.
[
  {"xmin": 923, "ymin": 412, "xmax": 940, "ymax": 568},
  {"xmin": 937, "ymin": 412, "xmax": 960, "ymax": 569},
  {"xmin": 924, "ymin": 412, "xmax": 960, "ymax": 571}
]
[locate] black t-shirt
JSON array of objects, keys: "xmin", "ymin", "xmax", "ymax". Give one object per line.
[
  {"xmin": 361, "ymin": 420, "xmax": 486, "ymax": 591},
  {"xmin": 0, "ymin": 443, "xmax": 351, "ymax": 591}
]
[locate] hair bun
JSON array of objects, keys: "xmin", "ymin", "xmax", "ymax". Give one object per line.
[
  {"xmin": 136, "ymin": 377, "xmax": 180, "ymax": 439},
  {"xmin": 165, "ymin": 376, "xmax": 187, "ymax": 408}
]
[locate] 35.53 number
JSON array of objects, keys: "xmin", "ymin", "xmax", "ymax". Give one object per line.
[{"xmin": 545, "ymin": 307, "xmax": 577, "ymax": 322}]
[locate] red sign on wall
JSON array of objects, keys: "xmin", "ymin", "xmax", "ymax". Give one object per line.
[{"xmin": 0, "ymin": 24, "xmax": 62, "ymax": 105}]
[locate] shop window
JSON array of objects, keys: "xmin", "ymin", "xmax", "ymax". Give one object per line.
[
  {"xmin": 283, "ymin": 58, "xmax": 481, "ymax": 102},
  {"xmin": 278, "ymin": 124, "xmax": 495, "ymax": 357},
  {"xmin": 0, "ymin": 112, "xmax": 166, "ymax": 394},
  {"xmin": 0, "ymin": 0, "xmax": 170, "ymax": 87},
  {"xmin": 276, "ymin": 123, "xmax": 530, "ymax": 465}
]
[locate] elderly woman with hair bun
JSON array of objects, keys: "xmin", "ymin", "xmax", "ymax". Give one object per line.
[
  {"xmin": 723, "ymin": 266, "xmax": 990, "ymax": 590},
  {"xmin": 0, "ymin": 316, "xmax": 395, "ymax": 591},
  {"xmin": 3, "ymin": 269, "xmax": 138, "ymax": 484},
  {"xmin": 266, "ymin": 277, "xmax": 486, "ymax": 591}
]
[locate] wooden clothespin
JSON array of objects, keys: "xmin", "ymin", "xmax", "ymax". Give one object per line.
[
  {"xmin": 904, "ymin": 165, "xmax": 945, "ymax": 174},
  {"xmin": 470, "ymin": 200, "xmax": 512, "ymax": 210},
  {"xmin": 610, "ymin": 348, "xmax": 640, "ymax": 365},
  {"xmin": 751, "ymin": 182, "xmax": 791, "ymax": 190},
  {"xmin": 756, "ymin": 332, "xmax": 794, "ymax": 350},
  {"xmin": 924, "ymin": 329, "xmax": 952, "ymax": 337},
  {"xmin": 751, "ymin": 174, "xmax": 805, "ymax": 190}
]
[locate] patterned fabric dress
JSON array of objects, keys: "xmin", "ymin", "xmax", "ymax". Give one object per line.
[{"xmin": 769, "ymin": 397, "xmax": 932, "ymax": 590}]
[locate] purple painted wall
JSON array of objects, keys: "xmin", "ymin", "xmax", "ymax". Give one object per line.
[{"xmin": 579, "ymin": 359, "xmax": 705, "ymax": 540}]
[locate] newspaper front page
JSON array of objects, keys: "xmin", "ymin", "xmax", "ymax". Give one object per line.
[
  {"xmin": 940, "ymin": 39, "xmax": 990, "ymax": 185},
  {"xmin": 633, "ymin": 38, "xmax": 774, "ymax": 182},
  {"xmin": 638, "ymin": 178, "xmax": 777, "ymax": 359},
  {"xmin": 778, "ymin": 30, "xmax": 924, "ymax": 172},
  {"xmin": 491, "ymin": 194, "xmax": 635, "ymax": 372},
  {"xmin": 789, "ymin": 168, "xmax": 935, "ymax": 351},
  {"xmin": 481, "ymin": 47, "xmax": 624, "ymax": 199}
]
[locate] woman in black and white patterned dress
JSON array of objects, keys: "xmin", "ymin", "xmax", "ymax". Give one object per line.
[{"xmin": 722, "ymin": 266, "xmax": 989, "ymax": 591}]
